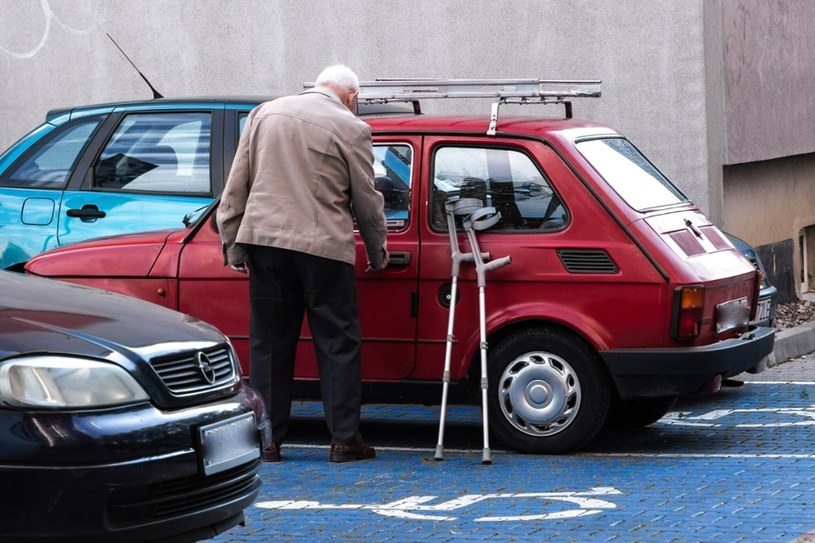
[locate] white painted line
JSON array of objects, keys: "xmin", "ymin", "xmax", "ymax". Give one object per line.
[
  {"xmin": 271, "ymin": 445, "xmax": 815, "ymax": 460},
  {"xmin": 278, "ymin": 443, "xmax": 512, "ymax": 455},
  {"xmin": 744, "ymin": 381, "xmax": 815, "ymax": 385},
  {"xmin": 588, "ymin": 452, "xmax": 815, "ymax": 459}
]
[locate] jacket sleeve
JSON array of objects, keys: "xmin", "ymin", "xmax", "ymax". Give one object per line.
[
  {"xmin": 216, "ymin": 111, "xmax": 254, "ymax": 266},
  {"xmin": 348, "ymin": 124, "xmax": 388, "ymax": 268}
]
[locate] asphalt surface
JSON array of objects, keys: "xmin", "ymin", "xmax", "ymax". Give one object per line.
[{"xmin": 209, "ymin": 323, "xmax": 815, "ymax": 543}]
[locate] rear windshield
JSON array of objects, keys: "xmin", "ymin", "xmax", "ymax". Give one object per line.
[{"xmin": 576, "ymin": 137, "xmax": 688, "ymax": 212}]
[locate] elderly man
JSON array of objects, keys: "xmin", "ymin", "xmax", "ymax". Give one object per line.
[{"xmin": 217, "ymin": 65, "xmax": 389, "ymax": 463}]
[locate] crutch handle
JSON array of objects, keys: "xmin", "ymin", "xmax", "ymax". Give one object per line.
[
  {"xmin": 459, "ymin": 251, "xmax": 491, "ymax": 263},
  {"xmin": 483, "ymin": 255, "xmax": 512, "ymax": 273}
]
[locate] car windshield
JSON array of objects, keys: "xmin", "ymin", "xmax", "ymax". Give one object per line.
[{"xmin": 576, "ymin": 137, "xmax": 688, "ymax": 212}]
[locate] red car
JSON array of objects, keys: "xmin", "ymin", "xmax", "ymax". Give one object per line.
[{"xmin": 25, "ymin": 80, "xmax": 773, "ymax": 454}]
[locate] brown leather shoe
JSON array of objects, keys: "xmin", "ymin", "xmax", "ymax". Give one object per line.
[
  {"xmin": 329, "ymin": 442, "xmax": 376, "ymax": 463},
  {"xmin": 261, "ymin": 443, "xmax": 281, "ymax": 462}
]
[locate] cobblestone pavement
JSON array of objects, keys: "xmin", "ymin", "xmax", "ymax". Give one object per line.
[{"xmin": 212, "ymin": 355, "xmax": 815, "ymax": 543}]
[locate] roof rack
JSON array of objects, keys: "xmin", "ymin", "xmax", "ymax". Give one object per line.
[{"xmin": 303, "ymin": 78, "xmax": 601, "ymax": 135}]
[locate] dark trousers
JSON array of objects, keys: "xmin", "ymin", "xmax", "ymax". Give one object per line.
[{"xmin": 245, "ymin": 245, "xmax": 363, "ymax": 445}]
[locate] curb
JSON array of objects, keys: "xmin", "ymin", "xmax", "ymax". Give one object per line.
[{"xmin": 767, "ymin": 321, "xmax": 815, "ymax": 368}]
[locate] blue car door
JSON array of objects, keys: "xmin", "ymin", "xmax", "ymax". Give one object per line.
[
  {"xmin": 58, "ymin": 109, "xmax": 222, "ymax": 248},
  {"xmin": 0, "ymin": 116, "xmax": 104, "ymax": 269}
]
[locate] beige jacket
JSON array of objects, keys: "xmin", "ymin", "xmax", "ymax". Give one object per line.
[{"xmin": 217, "ymin": 88, "xmax": 387, "ymax": 268}]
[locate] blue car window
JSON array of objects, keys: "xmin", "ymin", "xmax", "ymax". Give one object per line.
[
  {"xmin": 373, "ymin": 144, "xmax": 412, "ymax": 226},
  {"xmin": 93, "ymin": 112, "xmax": 212, "ymax": 194},
  {"xmin": 1, "ymin": 118, "xmax": 102, "ymax": 189},
  {"xmin": 239, "ymin": 112, "xmax": 248, "ymax": 135}
]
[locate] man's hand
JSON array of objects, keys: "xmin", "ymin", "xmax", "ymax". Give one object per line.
[
  {"xmin": 365, "ymin": 249, "xmax": 390, "ymax": 272},
  {"xmin": 230, "ymin": 262, "xmax": 248, "ymax": 274}
]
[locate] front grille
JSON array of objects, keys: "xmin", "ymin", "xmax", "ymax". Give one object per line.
[
  {"xmin": 557, "ymin": 249, "xmax": 618, "ymax": 274},
  {"xmin": 108, "ymin": 461, "xmax": 261, "ymax": 525},
  {"xmin": 150, "ymin": 344, "xmax": 237, "ymax": 394}
]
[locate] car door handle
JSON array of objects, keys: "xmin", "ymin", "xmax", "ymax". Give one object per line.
[
  {"xmin": 67, "ymin": 205, "xmax": 106, "ymax": 221},
  {"xmin": 387, "ymin": 251, "xmax": 411, "ymax": 267}
]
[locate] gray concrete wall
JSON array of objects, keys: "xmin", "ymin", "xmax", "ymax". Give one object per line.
[
  {"xmin": 716, "ymin": 0, "xmax": 815, "ymax": 301},
  {"xmin": 724, "ymin": 155, "xmax": 815, "ymax": 302},
  {"xmin": 0, "ymin": 0, "xmax": 713, "ymax": 214},
  {"xmin": 721, "ymin": 0, "xmax": 815, "ymax": 165}
]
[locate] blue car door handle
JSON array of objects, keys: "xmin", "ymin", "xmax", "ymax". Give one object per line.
[{"xmin": 66, "ymin": 204, "xmax": 107, "ymax": 221}]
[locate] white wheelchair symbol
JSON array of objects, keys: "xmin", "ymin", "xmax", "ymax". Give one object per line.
[
  {"xmin": 255, "ymin": 486, "xmax": 621, "ymax": 521},
  {"xmin": 660, "ymin": 405, "xmax": 815, "ymax": 428}
]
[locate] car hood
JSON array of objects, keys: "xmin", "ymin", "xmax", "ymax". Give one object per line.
[
  {"xmin": 25, "ymin": 229, "xmax": 176, "ymax": 277},
  {"xmin": 0, "ymin": 271, "xmax": 224, "ymax": 361}
]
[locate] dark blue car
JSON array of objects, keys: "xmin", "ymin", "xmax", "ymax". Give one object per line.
[{"xmin": 0, "ymin": 270, "xmax": 270, "ymax": 542}]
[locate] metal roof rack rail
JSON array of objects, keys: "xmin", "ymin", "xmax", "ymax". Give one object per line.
[{"xmin": 304, "ymin": 78, "xmax": 601, "ymax": 135}]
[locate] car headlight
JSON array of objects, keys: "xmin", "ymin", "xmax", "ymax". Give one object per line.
[{"xmin": 0, "ymin": 356, "xmax": 149, "ymax": 409}]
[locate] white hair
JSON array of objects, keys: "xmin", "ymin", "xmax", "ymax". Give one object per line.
[{"xmin": 315, "ymin": 65, "xmax": 360, "ymax": 92}]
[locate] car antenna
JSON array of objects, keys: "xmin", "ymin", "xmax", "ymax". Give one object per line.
[{"xmin": 106, "ymin": 33, "xmax": 163, "ymax": 99}]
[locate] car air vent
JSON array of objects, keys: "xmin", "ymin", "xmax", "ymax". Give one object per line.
[
  {"xmin": 150, "ymin": 344, "xmax": 237, "ymax": 394},
  {"xmin": 669, "ymin": 230, "xmax": 706, "ymax": 257},
  {"xmin": 699, "ymin": 226, "xmax": 732, "ymax": 251},
  {"xmin": 557, "ymin": 249, "xmax": 618, "ymax": 274}
]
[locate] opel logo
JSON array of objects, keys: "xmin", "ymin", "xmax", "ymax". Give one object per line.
[{"xmin": 196, "ymin": 352, "xmax": 217, "ymax": 385}]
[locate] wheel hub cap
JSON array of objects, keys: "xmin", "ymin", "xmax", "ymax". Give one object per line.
[{"xmin": 498, "ymin": 352, "xmax": 581, "ymax": 437}]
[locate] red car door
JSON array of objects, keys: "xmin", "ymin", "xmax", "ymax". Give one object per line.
[{"xmin": 176, "ymin": 138, "xmax": 421, "ymax": 381}]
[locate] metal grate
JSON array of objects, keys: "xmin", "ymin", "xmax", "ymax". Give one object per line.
[
  {"xmin": 150, "ymin": 344, "xmax": 237, "ymax": 394},
  {"xmin": 669, "ymin": 230, "xmax": 706, "ymax": 257},
  {"xmin": 557, "ymin": 249, "xmax": 618, "ymax": 274},
  {"xmin": 108, "ymin": 461, "xmax": 260, "ymax": 524},
  {"xmin": 700, "ymin": 225, "xmax": 732, "ymax": 251}
]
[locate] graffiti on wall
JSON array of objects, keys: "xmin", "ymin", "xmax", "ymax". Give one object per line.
[{"xmin": 0, "ymin": 0, "xmax": 105, "ymax": 59}]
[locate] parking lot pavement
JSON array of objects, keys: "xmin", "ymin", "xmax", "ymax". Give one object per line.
[{"xmin": 212, "ymin": 355, "xmax": 815, "ymax": 543}]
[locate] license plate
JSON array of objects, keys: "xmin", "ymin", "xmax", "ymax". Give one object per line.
[
  {"xmin": 754, "ymin": 297, "xmax": 772, "ymax": 324},
  {"xmin": 198, "ymin": 412, "xmax": 259, "ymax": 476},
  {"xmin": 715, "ymin": 297, "xmax": 749, "ymax": 335}
]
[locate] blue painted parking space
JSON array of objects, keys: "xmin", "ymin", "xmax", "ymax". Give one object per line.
[{"xmin": 212, "ymin": 364, "xmax": 815, "ymax": 543}]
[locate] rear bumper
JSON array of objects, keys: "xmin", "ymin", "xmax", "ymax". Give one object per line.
[{"xmin": 600, "ymin": 326, "xmax": 775, "ymax": 399}]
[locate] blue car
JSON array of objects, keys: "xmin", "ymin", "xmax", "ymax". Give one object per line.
[
  {"xmin": 0, "ymin": 98, "xmax": 262, "ymax": 270},
  {"xmin": 0, "ymin": 97, "xmax": 410, "ymax": 270}
]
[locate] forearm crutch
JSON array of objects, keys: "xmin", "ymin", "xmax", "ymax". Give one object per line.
[
  {"xmin": 435, "ymin": 198, "xmax": 487, "ymax": 461},
  {"xmin": 462, "ymin": 206, "xmax": 511, "ymax": 465}
]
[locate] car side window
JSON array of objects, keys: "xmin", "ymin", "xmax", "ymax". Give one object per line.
[
  {"xmin": 373, "ymin": 143, "xmax": 412, "ymax": 228},
  {"xmin": 0, "ymin": 118, "xmax": 102, "ymax": 189},
  {"xmin": 238, "ymin": 112, "xmax": 248, "ymax": 135},
  {"xmin": 93, "ymin": 112, "xmax": 212, "ymax": 195},
  {"xmin": 431, "ymin": 146, "xmax": 567, "ymax": 232}
]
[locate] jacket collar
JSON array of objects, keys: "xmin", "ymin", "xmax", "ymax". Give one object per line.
[{"xmin": 301, "ymin": 86, "xmax": 343, "ymax": 105}]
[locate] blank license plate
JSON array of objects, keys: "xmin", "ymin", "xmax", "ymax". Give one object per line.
[{"xmin": 198, "ymin": 412, "xmax": 259, "ymax": 476}]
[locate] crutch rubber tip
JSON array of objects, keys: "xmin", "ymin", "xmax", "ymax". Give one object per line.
[
  {"xmin": 434, "ymin": 445, "xmax": 445, "ymax": 461},
  {"xmin": 481, "ymin": 450, "xmax": 493, "ymax": 465}
]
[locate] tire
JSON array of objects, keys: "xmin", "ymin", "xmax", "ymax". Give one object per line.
[
  {"xmin": 487, "ymin": 328, "xmax": 611, "ymax": 454},
  {"xmin": 606, "ymin": 395, "xmax": 678, "ymax": 428}
]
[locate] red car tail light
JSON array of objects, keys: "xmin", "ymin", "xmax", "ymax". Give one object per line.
[{"xmin": 671, "ymin": 285, "xmax": 704, "ymax": 340}]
